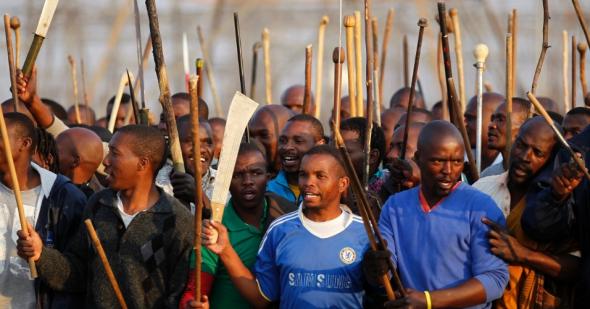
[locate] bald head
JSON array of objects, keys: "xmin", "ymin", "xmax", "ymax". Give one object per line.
[
  {"xmin": 537, "ymin": 97, "xmax": 560, "ymax": 115},
  {"xmin": 280, "ymin": 85, "xmax": 315, "ymax": 114},
  {"xmin": 56, "ymin": 127, "xmax": 104, "ymax": 183},
  {"xmin": 67, "ymin": 105, "xmax": 96, "ymax": 125},
  {"xmin": 417, "ymin": 120, "xmax": 464, "ymax": 154},
  {"xmin": 389, "ymin": 87, "xmax": 425, "ymax": 109}
]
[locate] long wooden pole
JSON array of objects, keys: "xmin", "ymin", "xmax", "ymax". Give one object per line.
[
  {"xmin": 400, "ymin": 19, "xmax": 427, "ymax": 160},
  {"xmin": 315, "ymin": 16, "xmax": 329, "ymax": 118},
  {"xmin": 363, "ymin": 0, "xmax": 375, "ymax": 188},
  {"xmin": 303, "ymin": 45, "xmax": 313, "ymax": 115},
  {"xmin": 2, "ymin": 14, "xmax": 37, "ymax": 277},
  {"xmin": 379, "ymin": 9, "xmax": 394, "ymax": 109},
  {"xmin": 145, "ymin": 0, "xmax": 185, "ymax": 173},
  {"xmin": 438, "ymin": 2, "xmax": 456, "ymax": 122},
  {"xmin": 403, "ymin": 34, "xmax": 409, "ymax": 87},
  {"xmin": 332, "ymin": 47, "xmax": 345, "ymax": 142},
  {"xmin": 573, "ymin": 35, "xmax": 577, "ymax": 108},
  {"xmin": 563, "ymin": 31, "xmax": 570, "ymax": 113},
  {"xmin": 4, "ymin": 15, "xmax": 19, "ymax": 113},
  {"xmin": 578, "ymin": 42, "xmax": 588, "ymax": 96},
  {"xmin": 531, "ymin": 0, "xmax": 550, "ymax": 95},
  {"xmin": 262, "ymin": 28, "xmax": 272, "ymax": 105},
  {"xmin": 196, "ymin": 58, "xmax": 204, "ymax": 101},
  {"xmin": 344, "ymin": 16, "xmax": 357, "ymax": 117},
  {"xmin": 371, "ymin": 17, "xmax": 381, "ymax": 118},
  {"xmin": 448, "ymin": 78, "xmax": 479, "ymax": 181},
  {"xmin": 84, "ymin": 219, "xmax": 127, "ymax": 309},
  {"xmin": 188, "ymin": 75, "xmax": 203, "ymax": 304},
  {"xmin": 511, "ymin": 9, "xmax": 518, "ymax": 93},
  {"xmin": 572, "ymin": 0, "xmax": 590, "ymax": 50},
  {"xmin": 197, "ymin": 26, "xmax": 223, "ymax": 117},
  {"xmin": 474, "ymin": 44, "xmax": 489, "ymax": 175},
  {"xmin": 450, "ymin": 8, "xmax": 465, "ymax": 112},
  {"xmin": 437, "ymin": 33, "xmax": 449, "ymax": 121},
  {"xmin": 249, "ymin": 43, "xmax": 261, "ymax": 100},
  {"xmin": 233, "ymin": 13, "xmax": 246, "ymax": 95},
  {"xmin": 354, "ymin": 11, "xmax": 364, "ymax": 117},
  {"xmin": 67, "ymin": 55, "xmax": 81, "ymax": 124},
  {"xmin": 81, "ymin": 58, "xmax": 90, "ymax": 107},
  {"xmin": 108, "ymin": 72, "xmax": 132, "ymax": 132},
  {"xmin": 505, "ymin": 34, "xmax": 513, "ymax": 170},
  {"xmin": 9, "ymin": 16, "xmax": 20, "ymax": 69}
]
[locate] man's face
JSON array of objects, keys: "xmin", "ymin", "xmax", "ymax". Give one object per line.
[
  {"xmin": 509, "ymin": 125, "xmax": 555, "ymax": 185},
  {"xmin": 0, "ymin": 124, "xmax": 28, "ymax": 171},
  {"xmin": 179, "ymin": 122, "xmax": 213, "ymax": 177},
  {"xmin": 249, "ymin": 111, "xmax": 279, "ymax": 166},
  {"xmin": 282, "ymin": 90, "xmax": 305, "ymax": 114},
  {"xmin": 341, "ymin": 130, "xmax": 364, "ymax": 178},
  {"xmin": 230, "ymin": 151, "xmax": 269, "ymax": 210},
  {"xmin": 299, "ymin": 154, "xmax": 348, "ymax": 209},
  {"xmin": 464, "ymin": 100, "xmax": 497, "ymax": 148},
  {"xmin": 278, "ymin": 121, "xmax": 321, "ymax": 174},
  {"xmin": 110, "ymin": 104, "xmax": 135, "ymax": 129},
  {"xmin": 210, "ymin": 123, "xmax": 225, "ymax": 160},
  {"xmin": 381, "ymin": 107, "xmax": 404, "ymax": 155},
  {"xmin": 387, "ymin": 126, "xmax": 419, "ymax": 163},
  {"xmin": 563, "ymin": 114, "xmax": 590, "ymax": 140},
  {"xmin": 488, "ymin": 104, "xmax": 528, "ymax": 151},
  {"xmin": 416, "ymin": 137, "xmax": 464, "ymax": 199},
  {"xmin": 103, "ymin": 133, "xmax": 141, "ymax": 190}
]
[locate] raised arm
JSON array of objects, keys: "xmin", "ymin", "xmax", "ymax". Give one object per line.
[{"xmin": 16, "ymin": 67, "xmax": 56, "ymax": 129}]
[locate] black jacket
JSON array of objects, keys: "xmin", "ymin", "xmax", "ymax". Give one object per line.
[{"xmin": 34, "ymin": 173, "xmax": 88, "ymax": 309}]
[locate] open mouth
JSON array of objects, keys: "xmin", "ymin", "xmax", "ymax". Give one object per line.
[
  {"xmin": 302, "ymin": 191, "xmax": 320, "ymax": 202},
  {"xmin": 436, "ymin": 179, "xmax": 453, "ymax": 190},
  {"xmin": 281, "ymin": 154, "xmax": 299, "ymax": 167},
  {"xmin": 242, "ymin": 189, "xmax": 258, "ymax": 201}
]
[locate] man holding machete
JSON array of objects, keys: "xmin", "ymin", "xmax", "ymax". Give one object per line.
[{"xmin": 201, "ymin": 145, "xmax": 370, "ymax": 308}]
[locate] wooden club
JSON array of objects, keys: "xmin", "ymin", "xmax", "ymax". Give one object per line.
[
  {"xmin": 315, "ymin": 16, "xmax": 329, "ymax": 118},
  {"xmin": 344, "ymin": 15, "xmax": 357, "ymax": 117},
  {"xmin": 303, "ymin": 45, "xmax": 313, "ymax": 116},
  {"xmin": 578, "ymin": 42, "xmax": 588, "ymax": 97}
]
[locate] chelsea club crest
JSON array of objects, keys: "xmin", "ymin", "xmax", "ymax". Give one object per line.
[{"xmin": 339, "ymin": 247, "xmax": 356, "ymax": 264}]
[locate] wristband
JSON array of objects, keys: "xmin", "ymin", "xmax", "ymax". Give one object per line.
[{"xmin": 424, "ymin": 291, "xmax": 432, "ymax": 309}]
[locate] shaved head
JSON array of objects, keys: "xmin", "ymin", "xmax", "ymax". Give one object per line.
[
  {"xmin": 417, "ymin": 120, "xmax": 464, "ymax": 155},
  {"xmin": 56, "ymin": 127, "xmax": 104, "ymax": 183},
  {"xmin": 249, "ymin": 105, "xmax": 295, "ymax": 173},
  {"xmin": 280, "ymin": 85, "xmax": 315, "ymax": 114},
  {"xmin": 389, "ymin": 87, "xmax": 425, "ymax": 109}
]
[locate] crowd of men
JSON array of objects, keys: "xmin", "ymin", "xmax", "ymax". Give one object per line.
[{"xmin": 0, "ymin": 20, "xmax": 590, "ymax": 309}]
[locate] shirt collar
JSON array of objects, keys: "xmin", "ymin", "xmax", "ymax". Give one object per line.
[
  {"xmin": 31, "ymin": 162, "xmax": 57, "ymax": 199},
  {"xmin": 224, "ymin": 198, "xmax": 268, "ymax": 233},
  {"xmin": 99, "ymin": 188, "xmax": 173, "ymax": 214},
  {"xmin": 418, "ymin": 181, "xmax": 462, "ymax": 213}
]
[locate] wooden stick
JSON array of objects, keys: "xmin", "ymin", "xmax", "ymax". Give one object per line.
[
  {"xmin": 363, "ymin": 0, "xmax": 375, "ymax": 188},
  {"xmin": 2, "ymin": 15, "xmax": 37, "ymax": 277},
  {"xmin": 573, "ymin": 35, "xmax": 577, "ymax": 108},
  {"xmin": 511, "ymin": 9, "xmax": 518, "ymax": 93},
  {"xmin": 126, "ymin": 69, "xmax": 140, "ymax": 125},
  {"xmin": 197, "ymin": 26, "xmax": 223, "ymax": 117},
  {"xmin": 354, "ymin": 11, "xmax": 364, "ymax": 117},
  {"xmin": 527, "ymin": 92, "xmax": 590, "ymax": 181},
  {"xmin": 188, "ymin": 75, "xmax": 203, "ymax": 304},
  {"xmin": 344, "ymin": 16, "xmax": 357, "ymax": 117},
  {"xmin": 438, "ymin": 1, "xmax": 456, "ymax": 122},
  {"xmin": 531, "ymin": 0, "xmax": 550, "ymax": 95},
  {"xmin": 474, "ymin": 44, "xmax": 489, "ymax": 175},
  {"xmin": 578, "ymin": 42, "xmax": 588, "ymax": 96},
  {"xmin": 332, "ymin": 47, "xmax": 345, "ymax": 142},
  {"xmin": 9, "ymin": 16, "xmax": 20, "ymax": 68},
  {"xmin": 379, "ymin": 9, "xmax": 394, "ymax": 110},
  {"xmin": 400, "ymin": 18, "xmax": 427, "ymax": 160},
  {"xmin": 371, "ymin": 18, "xmax": 380, "ymax": 114},
  {"xmin": 437, "ymin": 32, "xmax": 449, "ymax": 121},
  {"xmin": 563, "ymin": 31, "xmax": 570, "ymax": 113},
  {"xmin": 403, "ymin": 34, "xmax": 409, "ymax": 87},
  {"xmin": 249, "ymin": 43, "xmax": 261, "ymax": 100},
  {"xmin": 505, "ymin": 34, "xmax": 513, "ymax": 170},
  {"xmin": 449, "ymin": 8, "xmax": 465, "ymax": 112},
  {"xmin": 81, "ymin": 58, "xmax": 90, "ymax": 107},
  {"xmin": 572, "ymin": 0, "xmax": 590, "ymax": 50},
  {"xmin": 67, "ymin": 55, "xmax": 81, "ymax": 124},
  {"xmin": 448, "ymin": 77, "xmax": 479, "ymax": 182},
  {"xmin": 233, "ymin": 13, "xmax": 246, "ymax": 95},
  {"xmin": 262, "ymin": 28, "xmax": 272, "ymax": 105},
  {"xmin": 303, "ymin": 45, "xmax": 313, "ymax": 115},
  {"xmin": 84, "ymin": 219, "xmax": 127, "ymax": 309},
  {"xmin": 108, "ymin": 72, "xmax": 132, "ymax": 132},
  {"xmin": 136, "ymin": 37, "xmax": 152, "ymax": 110},
  {"xmin": 315, "ymin": 16, "xmax": 329, "ymax": 118},
  {"xmin": 4, "ymin": 15, "xmax": 19, "ymax": 113},
  {"xmin": 196, "ymin": 58, "xmax": 204, "ymax": 101},
  {"xmin": 333, "ymin": 130, "xmax": 402, "ymax": 300},
  {"xmin": 146, "ymin": 0, "xmax": 185, "ymax": 173}
]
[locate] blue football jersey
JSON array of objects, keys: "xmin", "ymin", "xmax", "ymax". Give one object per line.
[{"xmin": 254, "ymin": 209, "xmax": 369, "ymax": 309}]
